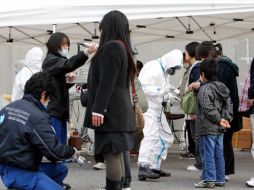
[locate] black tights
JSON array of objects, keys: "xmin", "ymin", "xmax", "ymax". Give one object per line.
[{"xmin": 103, "ymin": 152, "xmax": 125, "ymax": 182}]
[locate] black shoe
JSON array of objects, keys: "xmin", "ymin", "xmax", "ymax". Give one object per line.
[
  {"xmin": 62, "ymin": 183, "xmax": 71, "ymax": 190},
  {"xmin": 106, "ymin": 178, "xmax": 121, "ymax": 190},
  {"xmin": 215, "ymin": 182, "xmax": 225, "ymax": 187},
  {"xmin": 151, "ymin": 169, "xmax": 171, "ymax": 177},
  {"xmin": 138, "ymin": 167, "xmax": 160, "ymax": 181},
  {"xmin": 180, "ymin": 152, "xmax": 195, "ymax": 159}
]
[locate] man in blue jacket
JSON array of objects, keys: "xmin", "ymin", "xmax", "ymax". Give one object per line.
[{"xmin": 0, "ymin": 72, "xmax": 80, "ymax": 190}]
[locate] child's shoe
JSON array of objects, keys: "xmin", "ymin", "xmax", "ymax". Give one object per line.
[
  {"xmin": 215, "ymin": 182, "xmax": 225, "ymax": 187},
  {"xmin": 194, "ymin": 180, "xmax": 215, "ymax": 188}
]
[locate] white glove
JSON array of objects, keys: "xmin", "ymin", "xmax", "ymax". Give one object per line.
[
  {"xmin": 168, "ymin": 84, "xmax": 178, "ymax": 91},
  {"xmin": 168, "ymin": 93, "xmax": 181, "ymax": 102},
  {"xmin": 173, "ymin": 89, "xmax": 181, "ymax": 95},
  {"xmin": 163, "ymin": 94, "xmax": 169, "ymax": 102},
  {"xmin": 72, "ymin": 148, "xmax": 88, "ymax": 166},
  {"xmin": 160, "ymin": 87, "xmax": 171, "ymax": 96},
  {"xmin": 160, "ymin": 84, "xmax": 178, "ymax": 96}
]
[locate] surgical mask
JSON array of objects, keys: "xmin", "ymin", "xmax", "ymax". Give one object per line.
[
  {"xmin": 59, "ymin": 48, "xmax": 69, "ymax": 57},
  {"xmin": 183, "ymin": 63, "xmax": 191, "ymax": 70},
  {"xmin": 166, "ymin": 68, "xmax": 175, "ymax": 75}
]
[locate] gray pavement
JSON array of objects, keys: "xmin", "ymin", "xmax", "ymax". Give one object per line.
[{"xmin": 0, "ymin": 147, "xmax": 253, "ymax": 190}]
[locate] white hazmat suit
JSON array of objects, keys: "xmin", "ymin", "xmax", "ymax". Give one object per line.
[
  {"xmin": 12, "ymin": 47, "xmax": 43, "ymax": 101},
  {"xmin": 138, "ymin": 49, "xmax": 183, "ymax": 171}
]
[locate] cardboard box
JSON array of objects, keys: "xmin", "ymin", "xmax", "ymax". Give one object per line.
[
  {"xmin": 243, "ymin": 117, "xmax": 252, "ymax": 130},
  {"xmin": 232, "ymin": 129, "xmax": 252, "ymax": 149}
]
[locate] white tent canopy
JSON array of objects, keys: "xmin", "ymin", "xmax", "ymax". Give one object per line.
[
  {"xmin": 1, "ymin": 1, "xmax": 254, "ymax": 46},
  {"xmin": 2, "ymin": 0, "xmax": 254, "ymax": 25},
  {"xmin": 1, "ymin": 1, "xmax": 253, "ymax": 140},
  {"xmin": 1, "ymin": 1, "xmax": 254, "ymax": 97}
]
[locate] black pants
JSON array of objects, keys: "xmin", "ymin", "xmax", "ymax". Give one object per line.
[
  {"xmin": 189, "ymin": 120, "xmax": 202, "ymax": 169},
  {"xmin": 94, "ymin": 153, "xmax": 105, "ymax": 163},
  {"xmin": 223, "ymin": 130, "xmax": 235, "ymax": 175},
  {"xmin": 186, "ymin": 120, "xmax": 196, "ymax": 155}
]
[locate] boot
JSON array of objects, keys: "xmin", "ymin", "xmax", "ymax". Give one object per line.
[
  {"xmin": 106, "ymin": 178, "xmax": 121, "ymax": 190},
  {"xmin": 151, "ymin": 169, "xmax": 171, "ymax": 177},
  {"xmin": 138, "ymin": 166, "xmax": 160, "ymax": 181}
]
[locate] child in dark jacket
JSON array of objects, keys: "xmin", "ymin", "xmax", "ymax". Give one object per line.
[{"xmin": 194, "ymin": 58, "xmax": 232, "ymax": 188}]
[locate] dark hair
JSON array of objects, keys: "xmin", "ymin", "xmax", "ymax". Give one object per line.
[
  {"xmin": 200, "ymin": 58, "xmax": 218, "ymax": 81},
  {"xmin": 185, "ymin": 41, "xmax": 200, "ymax": 58},
  {"xmin": 93, "ymin": 10, "xmax": 136, "ymax": 83},
  {"xmin": 214, "ymin": 43, "xmax": 223, "ymax": 56},
  {"xmin": 46, "ymin": 32, "xmax": 70, "ymax": 55},
  {"xmin": 196, "ymin": 41, "xmax": 217, "ymax": 60},
  {"xmin": 183, "ymin": 52, "xmax": 186, "ymax": 62},
  {"xmin": 136, "ymin": 60, "xmax": 143, "ymax": 72},
  {"xmin": 24, "ymin": 71, "xmax": 55, "ymax": 100}
]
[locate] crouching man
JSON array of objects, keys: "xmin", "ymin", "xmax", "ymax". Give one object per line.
[{"xmin": 0, "ymin": 71, "xmax": 80, "ymax": 190}]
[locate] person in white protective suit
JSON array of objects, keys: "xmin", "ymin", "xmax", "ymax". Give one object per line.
[
  {"xmin": 137, "ymin": 49, "xmax": 183, "ymax": 181},
  {"xmin": 11, "ymin": 47, "xmax": 43, "ymax": 101}
]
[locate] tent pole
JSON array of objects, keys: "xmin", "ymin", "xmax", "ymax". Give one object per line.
[
  {"xmin": 76, "ymin": 23, "xmax": 93, "ymax": 35},
  {"xmin": 53, "ymin": 24, "xmax": 57, "ymax": 33},
  {"xmin": 190, "ymin": 16, "xmax": 214, "ymax": 42},
  {"xmin": 12, "ymin": 27, "xmax": 44, "ymax": 45}
]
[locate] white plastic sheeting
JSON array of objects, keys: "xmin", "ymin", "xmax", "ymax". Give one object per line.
[
  {"xmin": 0, "ymin": 0, "xmax": 254, "ymax": 26},
  {"xmin": 0, "ymin": 1, "xmax": 254, "ymax": 97},
  {"xmin": 0, "ymin": 1, "xmax": 254, "ymax": 45}
]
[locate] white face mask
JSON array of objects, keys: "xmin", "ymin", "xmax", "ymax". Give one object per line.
[
  {"xmin": 42, "ymin": 102, "xmax": 48, "ymax": 109},
  {"xmin": 59, "ymin": 48, "xmax": 69, "ymax": 57}
]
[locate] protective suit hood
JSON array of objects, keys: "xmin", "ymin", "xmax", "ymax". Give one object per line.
[
  {"xmin": 21, "ymin": 47, "xmax": 43, "ymax": 69},
  {"xmin": 160, "ymin": 49, "xmax": 183, "ymax": 71}
]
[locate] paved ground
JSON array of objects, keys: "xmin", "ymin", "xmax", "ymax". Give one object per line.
[{"xmin": 1, "ymin": 147, "xmax": 253, "ymax": 190}]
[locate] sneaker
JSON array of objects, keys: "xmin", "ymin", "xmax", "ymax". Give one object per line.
[
  {"xmin": 187, "ymin": 165, "xmax": 201, "ymax": 172},
  {"xmin": 215, "ymin": 182, "xmax": 225, "ymax": 187},
  {"xmin": 194, "ymin": 181, "xmax": 215, "ymax": 188},
  {"xmin": 246, "ymin": 177, "xmax": 254, "ymax": 187},
  {"xmin": 225, "ymin": 175, "xmax": 230, "ymax": 182},
  {"xmin": 86, "ymin": 150, "xmax": 94, "ymax": 156},
  {"xmin": 93, "ymin": 162, "xmax": 106, "ymax": 170},
  {"xmin": 180, "ymin": 152, "xmax": 195, "ymax": 159}
]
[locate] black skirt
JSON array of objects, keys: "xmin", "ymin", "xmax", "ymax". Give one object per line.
[{"xmin": 94, "ymin": 131, "xmax": 134, "ymax": 154}]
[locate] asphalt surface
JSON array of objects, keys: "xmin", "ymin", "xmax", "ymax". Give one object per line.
[{"xmin": 0, "ymin": 147, "xmax": 253, "ymax": 190}]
